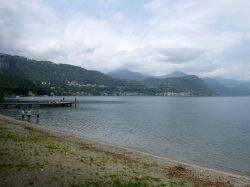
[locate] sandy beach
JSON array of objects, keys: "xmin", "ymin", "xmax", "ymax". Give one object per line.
[{"xmin": 0, "ymin": 114, "xmax": 250, "ymax": 187}]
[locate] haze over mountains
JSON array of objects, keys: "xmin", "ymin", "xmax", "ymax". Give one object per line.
[
  {"xmin": 107, "ymin": 69, "xmax": 150, "ymax": 81},
  {"xmin": 108, "ymin": 70, "xmax": 188, "ymax": 80},
  {"xmin": 202, "ymin": 77, "xmax": 250, "ymax": 96},
  {"xmin": 158, "ymin": 71, "xmax": 188, "ymax": 79},
  {"xmin": 107, "ymin": 69, "xmax": 250, "ymax": 96},
  {"xmin": 0, "ymin": 53, "xmax": 250, "ymax": 97}
]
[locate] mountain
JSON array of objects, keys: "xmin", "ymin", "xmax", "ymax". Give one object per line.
[
  {"xmin": 0, "ymin": 53, "xmax": 216, "ymax": 96},
  {"xmin": 202, "ymin": 77, "xmax": 250, "ymax": 95},
  {"xmin": 158, "ymin": 71, "xmax": 187, "ymax": 79},
  {"xmin": 0, "ymin": 53, "xmax": 126, "ymax": 96},
  {"xmin": 144, "ymin": 75, "xmax": 213, "ymax": 96},
  {"xmin": 0, "ymin": 53, "xmax": 119, "ymax": 86},
  {"xmin": 107, "ymin": 69, "xmax": 149, "ymax": 81},
  {"xmin": 213, "ymin": 77, "xmax": 243, "ymax": 88},
  {"xmin": 0, "ymin": 71, "xmax": 50, "ymax": 96}
]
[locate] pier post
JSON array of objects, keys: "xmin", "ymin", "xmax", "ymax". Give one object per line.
[{"xmin": 75, "ymin": 97, "xmax": 77, "ymax": 108}]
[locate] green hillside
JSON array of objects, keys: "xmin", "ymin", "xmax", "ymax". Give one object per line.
[
  {"xmin": 0, "ymin": 71, "xmax": 50, "ymax": 96},
  {"xmin": 0, "ymin": 53, "xmax": 123, "ymax": 96},
  {"xmin": 144, "ymin": 76, "xmax": 213, "ymax": 96},
  {"xmin": 0, "ymin": 54, "xmax": 119, "ymax": 86},
  {"xmin": 0, "ymin": 53, "xmax": 213, "ymax": 96}
]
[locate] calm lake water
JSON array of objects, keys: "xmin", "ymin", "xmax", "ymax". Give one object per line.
[{"xmin": 1, "ymin": 96, "xmax": 250, "ymax": 176}]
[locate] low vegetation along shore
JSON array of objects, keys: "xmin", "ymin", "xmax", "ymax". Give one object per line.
[{"xmin": 0, "ymin": 114, "xmax": 249, "ymax": 187}]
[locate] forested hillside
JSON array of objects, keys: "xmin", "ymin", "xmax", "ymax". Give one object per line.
[{"xmin": 0, "ymin": 53, "xmax": 214, "ymax": 96}]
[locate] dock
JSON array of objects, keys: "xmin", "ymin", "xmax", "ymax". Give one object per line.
[{"xmin": 0, "ymin": 101, "xmax": 74, "ymax": 109}]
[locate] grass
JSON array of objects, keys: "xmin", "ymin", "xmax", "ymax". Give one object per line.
[
  {"xmin": 1, "ymin": 126, "xmax": 150, "ymax": 186},
  {"xmin": 70, "ymin": 181, "xmax": 149, "ymax": 187},
  {"xmin": 0, "ymin": 161, "xmax": 46, "ymax": 172},
  {"xmin": 0, "ymin": 126, "xmax": 68, "ymax": 152},
  {"xmin": 24, "ymin": 126, "xmax": 34, "ymax": 131},
  {"xmin": 46, "ymin": 141, "xmax": 61, "ymax": 150},
  {"xmin": 167, "ymin": 180, "xmax": 187, "ymax": 187},
  {"xmin": 70, "ymin": 178, "xmax": 187, "ymax": 187},
  {"xmin": 0, "ymin": 120, "xmax": 235, "ymax": 187},
  {"xmin": 0, "ymin": 130, "xmax": 24, "ymax": 142}
]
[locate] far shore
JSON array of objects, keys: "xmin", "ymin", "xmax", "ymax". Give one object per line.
[{"xmin": 0, "ymin": 113, "xmax": 250, "ymax": 187}]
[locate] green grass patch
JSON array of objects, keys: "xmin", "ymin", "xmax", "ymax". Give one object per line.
[
  {"xmin": 0, "ymin": 127, "xmax": 69, "ymax": 154},
  {"xmin": 0, "ymin": 162, "xmax": 45, "ymax": 172},
  {"xmin": 24, "ymin": 126, "xmax": 34, "ymax": 131},
  {"xmin": 26, "ymin": 136, "xmax": 45, "ymax": 143},
  {"xmin": 71, "ymin": 180, "xmax": 157, "ymax": 187},
  {"xmin": 143, "ymin": 163, "xmax": 150, "ymax": 169},
  {"xmin": 0, "ymin": 129, "xmax": 24, "ymax": 142},
  {"xmin": 167, "ymin": 179, "xmax": 188, "ymax": 187},
  {"xmin": 46, "ymin": 141, "xmax": 61, "ymax": 150}
]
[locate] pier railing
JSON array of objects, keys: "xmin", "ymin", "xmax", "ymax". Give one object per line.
[{"xmin": 0, "ymin": 101, "xmax": 74, "ymax": 109}]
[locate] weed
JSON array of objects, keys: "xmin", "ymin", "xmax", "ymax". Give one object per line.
[
  {"xmin": 24, "ymin": 126, "xmax": 33, "ymax": 131},
  {"xmin": 46, "ymin": 142, "xmax": 61, "ymax": 150}
]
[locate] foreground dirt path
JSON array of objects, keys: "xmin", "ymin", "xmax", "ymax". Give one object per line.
[{"xmin": 0, "ymin": 114, "xmax": 249, "ymax": 187}]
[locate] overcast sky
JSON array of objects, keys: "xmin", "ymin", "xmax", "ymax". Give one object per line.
[{"xmin": 1, "ymin": 0, "xmax": 250, "ymax": 80}]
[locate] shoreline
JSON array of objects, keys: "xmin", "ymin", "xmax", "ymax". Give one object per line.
[{"xmin": 0, "ymin": 113, "xmax": 250, "ymax": 186}]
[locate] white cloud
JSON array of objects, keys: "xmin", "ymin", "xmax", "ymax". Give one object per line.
[
  {"xmin": 143, "ymin": 0, "xmax": 250, "ymax": 79},
  {"xmin": 0, "ymin": 0, "xmax": 250, "ymax": 80}
]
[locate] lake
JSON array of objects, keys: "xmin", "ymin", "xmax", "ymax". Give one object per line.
[{"xmin": 1, "ymin": 96, "xmax": 250, "ymax": 176}]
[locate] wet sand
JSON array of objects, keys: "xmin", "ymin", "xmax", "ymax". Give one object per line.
[{"xmin": 0, "ymin": 114, "xmax": 250, "ymax": 187}]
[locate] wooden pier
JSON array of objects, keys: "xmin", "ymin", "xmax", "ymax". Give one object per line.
[{"xmin": 0, "ymin": 101, "xmax": 74, "ymax": 109}]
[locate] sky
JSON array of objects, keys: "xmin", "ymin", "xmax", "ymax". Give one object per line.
[{"xmin": 1, "ymin": 0, "xmax": 250, "ymax": 80}]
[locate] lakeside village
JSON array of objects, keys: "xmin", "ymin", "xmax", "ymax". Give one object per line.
[{"xmin": 35, "ymin": 81, "xmax": 193, "ymax": 97}]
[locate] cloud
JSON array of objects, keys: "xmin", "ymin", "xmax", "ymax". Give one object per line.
[
  {"xmin": 0, "ymin": 0, "xmax": 250, "ymax": 80},
  {"xmin": 157, "ymin": 47, "xmax": 205, "ymax": 63},
  {"xmin": 143, "ymin": 0, "xmax": 250, "ymax": 78},
  {"xmin": 0, "ymin": 1, "xmax": 17, "ymax": 24}
]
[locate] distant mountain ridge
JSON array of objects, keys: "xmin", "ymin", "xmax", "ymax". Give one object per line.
[
  {"xmin": 108, "ymin": 68, "xmax": 250, "ymax": 95},
  {"xmin": 212, "ymin": 77, "xmax": 244, "ymax": 88},
  {"xmin": 202, "ymin": 77, "xmax": 250, "ymax": 95},
  {"xmin": 1, "ymin": 53, "xmax": 249, "ymax": 96},
  {"xmin": 158, "ymin": 71, "xmax": 188, "ymax": 79},
  {"xmin": 106, "ymin": 69, "xmax": 212, "ymax": 95},
  {"xmin": 0, "ymin": 53, "xmax": 124, "ymax": 96},
  {"xmin": 107, "ymin": 69, "xmax": 150, "ymax": 81},
  {"xmin": 0, "ymin": 53, "xmax": 118, "ymax": 86},
  {"xmin": 108, "ymin": 69, "xmax": 188, "ymax": 81},
  {"xmin": 144, "ymin": 75, "xmax": 213, "ymax": 96}
]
